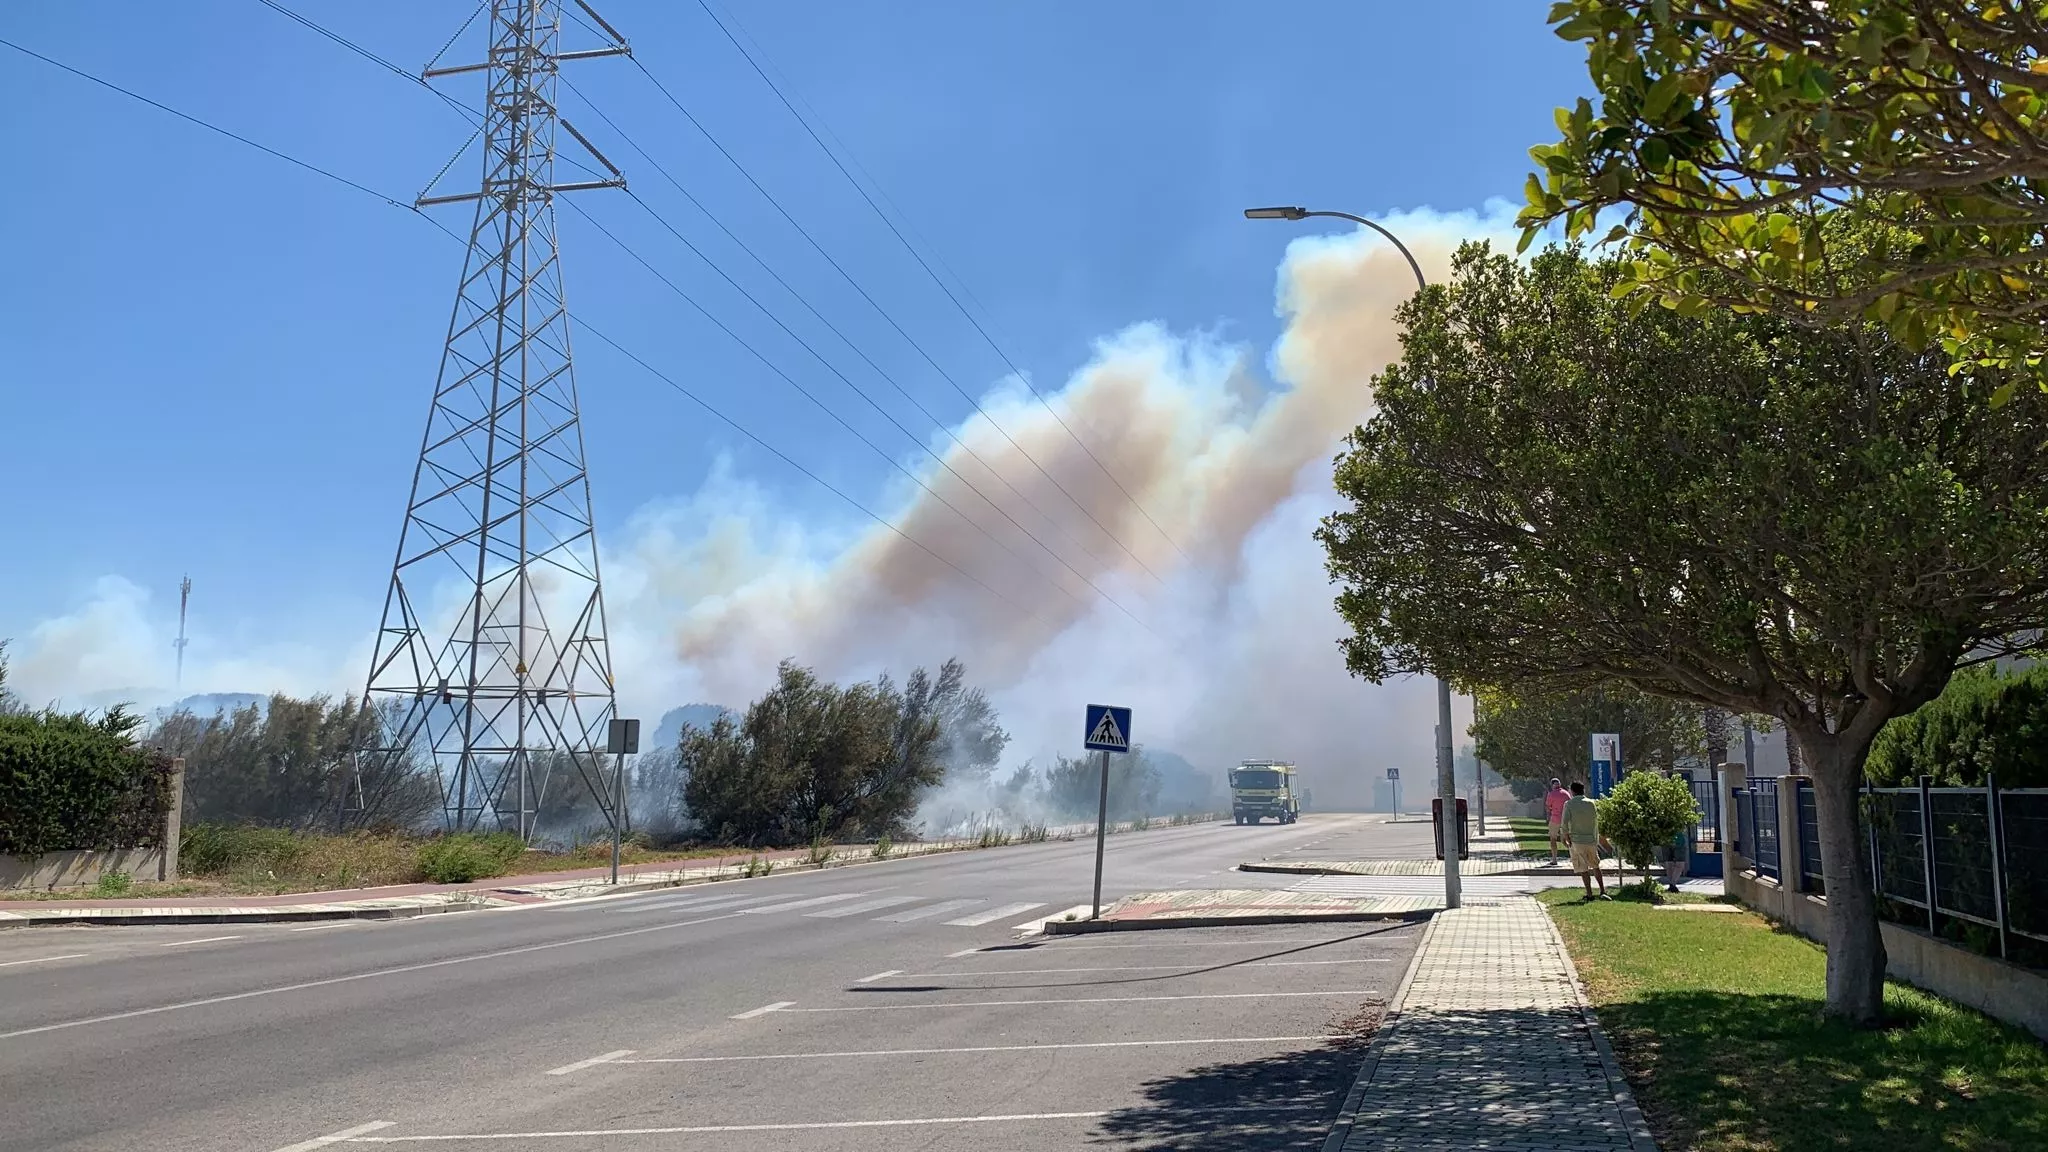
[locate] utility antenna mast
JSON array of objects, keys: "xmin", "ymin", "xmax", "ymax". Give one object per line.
[
  {"xmin": 361, "ymin": 0, "xmax": 630, "ymax": 838},
  {"xmin": 173, "ymin": 575, "xmax": 192, "ymax": 691}
]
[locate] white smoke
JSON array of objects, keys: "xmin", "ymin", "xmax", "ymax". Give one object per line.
[{"xmin": 5, "ymin": 203, "xmax": 1517, "ymax": 806}]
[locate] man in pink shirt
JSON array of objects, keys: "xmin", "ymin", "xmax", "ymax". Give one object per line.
[{"xmin": 1544, "ymin": 778, "xmax": 1572, "ymax": 866}]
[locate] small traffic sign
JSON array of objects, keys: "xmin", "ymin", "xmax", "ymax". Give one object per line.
[
  {"xmin": 1386, "ymin": 767, "xmax": 1400, "ymax": 781},
  {"xmin": 606, "ymin": 717, "xmax": 640, "ymax": 755},
  {"xmin": 1083, "ymin": 704, "xmax": 1132, "ymax": 752}
]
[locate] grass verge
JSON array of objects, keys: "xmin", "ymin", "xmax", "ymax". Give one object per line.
[
  {"xmin": 1539, "ymin": 888, "xmax": 2048, "ymax": 1151},
  {"xmin": 1505, "ymin": 816, "xmax": 1554, "ymax": 855}
]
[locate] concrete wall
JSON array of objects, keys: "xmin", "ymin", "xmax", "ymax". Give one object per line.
[
  {"xmin": 1725, "ymin": 775, "xmax": 2048, "ymax": 1042},
  {"xmin": 1, "ymin": 847, "xmax": 167, "ymax": 892}
]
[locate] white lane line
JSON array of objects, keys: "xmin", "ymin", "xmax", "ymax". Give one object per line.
[
  {"xmin": 0, "ymin": 953, "xmax": 89, "ymax": 968},
  {"xmin": 741, "ymin": 893, "xmax": 865, "ymax": 915},
  {"xmin": 543, "ymin": 1049, "xmax": 634, "ymax": 1076},
  {"xmin": 0, "ymin": 909, "xmax": 748, "ymax": 1041},
  {"xmin": 162, "ymin": 935, "xmax": 242, "ymax": 947},
  {"xmin": 854, "ymin": 970, "xmax": 902, "ymax": 984},
  {"xmin": 944, "ymin": 901, "xmax": 1044, "ymax": 926},
  {"xmin": 1028, "ymin": 937, "xmax": 1388, "ymax": 951},
  {"xmin": 290, "ymin": 922, "xmax": 350, "ymax": 932},
  {"xmin": 345, "ymin": 1105, "xmax": 1318, "ymax": 1140},
  {"xmin": 270, "ymin": 1120, "xmax": 395, "ymax": 1151},
  {"xmin": 1011, "ymin": 905, "xmax": 1090, "ymax": 933},
  {"xmin": 618, "ymin": 1036, "xmax": 1326, "ymax": 1063},
  {"xmin": 897, "ymin": 958, "xmax": 1394, "ymax": 977},
  {"xmin": 791, "ymin": 989, "xmax": 1382, "ymax": 1013},
  {"xmin": 805, "ymin": 896, "xmax": 922, "ymax": 918},
  {"xmin": 876, "ymin": 898, "xmax": 983, "ymax": 923},
  {"xmin": 729, "ymin": 1001, "xmax": 794, "ymax": 1020}
]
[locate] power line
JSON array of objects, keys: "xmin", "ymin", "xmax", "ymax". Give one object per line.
[
  {"xmin": 621, "ymin": 50, "xmax": 1183, "ymax": 578},
  {"xmin": 691, "ymin": 0, "xmax": 1192, "ymax": 563},
  {"xmin": 254, "ymin": 0, "xmax": 474, "ymax": 123},
  {"xmin": 562, "ymin": 197, "xmax": 1159, "ymax": 632},
  {"xmin": 560, "ymin": 75, "xmax": 1164, "ymax": 590},
  {"xmin": 8, "ymin": 31, "xmax": 1048, "ymax": 628}
]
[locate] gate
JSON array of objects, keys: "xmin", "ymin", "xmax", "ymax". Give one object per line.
[{"xmin": 1687, "ymin": 775, "xmax": 1723, "ymax": 877}]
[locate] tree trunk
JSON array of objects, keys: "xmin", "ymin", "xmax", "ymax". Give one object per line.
[{"xmin": 1797, "ymin": 729, "xmax": 1888, "ymax": 1025}]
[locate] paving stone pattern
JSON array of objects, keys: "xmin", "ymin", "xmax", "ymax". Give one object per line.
[{"xmin": 1336, "ymin": 897, "xmax": 1658, "ymax": 1151}]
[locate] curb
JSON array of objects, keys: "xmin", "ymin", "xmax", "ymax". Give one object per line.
[
  {"xmin": 1319, "ymin": 907, "xmax": 1437, "ymax": 1152},
  {"xmin": 1042, "ymin": 909, "xmax": 1429, "ymax": 935},
  {"xmin": 0, "ymin": 901, "xmax": 487, "ymax": 928},
  {"xmin": 1236, "ymin": 860, "xmax": 1556, "ymax": 878}
]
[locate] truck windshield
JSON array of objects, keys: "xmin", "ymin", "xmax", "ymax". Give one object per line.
[{"xmin": 1232, "ymin": 770, "xmax": 1283, "ymax": 790}]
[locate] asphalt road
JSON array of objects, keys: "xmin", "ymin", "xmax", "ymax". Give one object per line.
[{"xmin": 0, "ymin": 814, "xmax": 1424, "ymax": 1152}]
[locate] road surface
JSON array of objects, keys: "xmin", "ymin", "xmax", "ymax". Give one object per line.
[{"xmin": 0, "ymin": 814, "xmax": 1426, "ymax": 1152}]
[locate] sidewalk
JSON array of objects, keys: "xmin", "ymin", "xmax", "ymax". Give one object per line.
[
  {"xmin": 1042, "ymin": 888, "xmax": 1431, "ymax": 933},
  {"xmin": 1327, "ymin": 897, "xmax": 1658, "ymax": 1151}
]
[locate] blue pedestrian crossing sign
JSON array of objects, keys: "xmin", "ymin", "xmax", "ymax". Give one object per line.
[{"xmin": 1084, "ymin": 704, "xmax": 1132, "ymax": 753}]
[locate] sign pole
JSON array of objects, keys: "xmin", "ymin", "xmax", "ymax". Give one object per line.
[
  {"xmin": 605, "ymin": 717, "xmax": 641, "ymax": 886},
  {"xmin": 1092, "ymin": 747, "xmax": 1110, "ymax": 919}
]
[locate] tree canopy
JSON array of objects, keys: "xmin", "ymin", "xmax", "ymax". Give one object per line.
[
  {"xmin": 1866, "ymin": 664, "xmax": 2048, "ymax": 788},
  {"xmin": 1317, "ymin": 242, "xmax": 2048, "ymax": 1021},
  {"xmin": 1523, "ymin": 1, "xmax": 2048, "ymax": 393},
  {"xmin": 1471, "ymin": 683, "xmax": 1709, "ymax": 786}
]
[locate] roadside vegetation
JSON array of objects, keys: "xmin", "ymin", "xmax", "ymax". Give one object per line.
[{"xmin": 1540, "ymin": 889, "xmax": 2048, "ymax": 1151}]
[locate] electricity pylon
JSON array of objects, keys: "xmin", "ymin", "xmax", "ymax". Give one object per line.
[{"xmin": 360, "ymin": 0, "xmax": 630, "ymax": 837}]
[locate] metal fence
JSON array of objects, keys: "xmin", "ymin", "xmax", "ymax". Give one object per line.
[{"xmin": 1736, "ymin": 773, "xmax": 2048, "ymax": 962}]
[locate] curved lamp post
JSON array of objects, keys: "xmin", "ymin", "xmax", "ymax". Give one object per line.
[{"xmin": 1243, "ymin": 205, "xmax": 1461, "ymax": 910}]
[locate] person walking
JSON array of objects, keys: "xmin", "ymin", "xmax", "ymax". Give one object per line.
[
  {"xmin": 1543, "ymin": 777, "xmax": 1572, "ymax": 866},
  {"xmin": 1563, "ymin": 781, "xmax": 1609, "ymax": 900}
]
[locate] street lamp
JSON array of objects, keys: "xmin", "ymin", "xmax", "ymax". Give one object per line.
[{"xmin": 1243, "ymin": 204, "xmax": 1460, "ymax": 911}]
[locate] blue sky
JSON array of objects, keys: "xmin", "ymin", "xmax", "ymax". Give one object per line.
[{"xmin": 1, "ymin": 2, "xmax": 1587, "ymax": 777}]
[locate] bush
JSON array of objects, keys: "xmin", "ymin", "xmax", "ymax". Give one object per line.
[
  {"xmin": 92, "ymin": 869, "xmax": 133, "ymax": 897},
  {"xmin": 871, "ymin": 836, "xmax": 892, "ymax": 860},
  {"xmin": 414, "ymin": 832, "xmax": 526, "ymax": 884},
  {"xmin": 1598, "ymin": 773, "xmax": 1700, "ymax": 886},
  {"xmin": 0, "ymin": 707, "xmax": 176, "ymax": 856},
  {"xmin": 1866, "ymin": 665, "xmax": 2048, "ymax": 787},
  {"xmin": 181, "ymin": 823, "xmax": 309, "ymax": 875}
]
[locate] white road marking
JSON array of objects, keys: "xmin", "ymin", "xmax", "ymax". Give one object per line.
[
  {"xmin": 618, "ymin": 1036, "xmax": 1326, "ymax": 1063},
  {"xmin": 1031, "ymin": 936, "xmax": 1392, "ymax": 951},
  {"xmin": 877, "ymin": 898, "xmax": 983, "ymax": 923},
  {"xmin": 789, "ymin": 989, "xmax": 1382, "ymax": 1012},
  {"xmin": 741, "ymin": 893, "xmax": 865, "ymax": 915},
  {"xmin": 946, "ymin": 947, "xmax": 984, "ymax": 958},
  {"xmin": 854, "ymin": 970, "xmax": 901, "ymax": 984},
  {"xmin": 729, "ymin": 1001, "xmax": 794, "ymax": 1020},
  {"xmin": 614, "ymin": 892, "xmax": 805, "ymax": 916},
  {"xmin": 944, "ymin": 901, "xmax": 1044, "ymax": 926},
  {"xmin": 162, "ymin": 935, "xmax": 242, "ymax": 947},
  {"xmin": 0, "ymin": 953, "xmax": 89, "ymax": 968},
  {"xmin": 542, "ymin": 1049, "xmax": 634, "ymax": 1076},
  {"xmin": 346, "ymin": 1105, "xmax": 1317, "ymax": 1140},
  {"xmin": 898, "ymin": 958, "xmax": 1393, "ymax": 977},
  {"xmin": 0, "ymin": 909, "xmax": 748, "ymax": 1041},
  {"xmin": 269, "ymin": 1121, "xmax": 395, "ymax": 1151},
  {"xmin": 1011, "ymin": 905, "xmax": 1091, "ymax": 933},
  {"xmin": 805, "ymin": 896, "xmax": 922, "ymax": 918},
  {"xmin": 290, "ymin": 922, "xmax": 350, "ymax": 932}
]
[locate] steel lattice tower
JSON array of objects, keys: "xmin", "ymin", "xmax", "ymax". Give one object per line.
[{"xmin": 361, "ymin": 0, "xmax": 630, "ymax": 837}]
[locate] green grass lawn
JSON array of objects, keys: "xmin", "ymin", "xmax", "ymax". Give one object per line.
[
  {"xmin": 1505, "ymin": 816, "xmax": 1554, "ymax": 855},
  {"xmin": 1540, "ymin": 888, "xmax": 2048, "ymax": 1151}
]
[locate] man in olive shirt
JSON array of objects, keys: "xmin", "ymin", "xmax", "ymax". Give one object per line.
[{"xmin": 1562, "ymin": 781, "xmax": 1610, "ymax": 899}]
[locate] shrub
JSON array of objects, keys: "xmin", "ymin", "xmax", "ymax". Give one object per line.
[
  {"xmin": 92, "ymin": 869, "xmax": 133, "ymax": 897},
  {"xmin": 0, "ymin": 707, "xmax": 176, "ymax": 856},
  {"xmin": 1866, "ymin": 665, "xmax": 2048, "ymax": 787},
  {"xmin": 871, "ymin": 836, "xmax": 892, "ymax": 860},
  {"xmin": 1597, "ymin": 773, "xmax": 1700, "ymax": 887},
  {"xmin": 415, "ymin": 832, "xmax": 526, "ymax": 884},
  {"xmin": 1017, "ymin": 822, "xmax": 1049, "ymax": 843},
  {"xmin": 181, "ymin": 823, "xmax": 310, "ymax": 875}
]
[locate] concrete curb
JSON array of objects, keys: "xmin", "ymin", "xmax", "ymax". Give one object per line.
[
  {"xmin": 1549, "ymin": 904, "xmax": 1663, "ymax": 1152},
  {"xmin": 0, "ymin": 901, "xmax": 489, "ymax": 928},
  {"xmin": 1041, "ymin": 909, "xmax": 1430, "ymax": 935},
  {"xmin": 1319, "ymin": 907, "xmax": 1438, "ymax": 1152}
]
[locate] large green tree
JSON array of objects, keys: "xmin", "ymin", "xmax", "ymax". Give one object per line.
[
  {"xmin": 1471, "ymin": 683, "xmax": 1709, "ymax": 786},
  {"xmin": 1317, "ymin": 243, "xmax": 2048, "ymax": 1022},
  {"xmin": 1523, "ymin": 1, "xmax": 2048, "ymax": 393}
]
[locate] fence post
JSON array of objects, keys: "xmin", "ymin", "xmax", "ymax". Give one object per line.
[
  {"xmin": 1777, "ymin": 775, "xmax": 1804, "ymax": 890},
  {"xmin": 1918, "ymin": 774, "xmax": 1937, "ymax": 935},
  {"xmin": 1865, "ymin": 777, "xmax": 1879, "ymax": 901},
  {"xmin": 1986, "ymin": 771, "xmax": 2011, "ymax": 962},
  {"xmin": 161, "ymin": 757, "xmax": 186, "ymax": 883}
]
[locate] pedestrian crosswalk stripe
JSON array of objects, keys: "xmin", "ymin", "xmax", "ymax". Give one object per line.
[
  {"xmin": 806, "ymin": 896, "xmax": 924, "ymax": 918},
  {"xmin": 876, "ymin": 898, "xmax": 984, "ymax": 923},
  {"xmin": 943, "ymin": 902, "xmax": 1046, "ymax": 927},
  {"xmin": 741, "ymin": 893, "xmax": 866, "ymax": 915}
]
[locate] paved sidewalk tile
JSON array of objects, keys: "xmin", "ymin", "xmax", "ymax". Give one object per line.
[{"xmin": 1335, "ymin": 897, "xmax": 1657, "ymax": 1152}]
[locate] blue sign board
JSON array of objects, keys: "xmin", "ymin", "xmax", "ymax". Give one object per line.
[
  {"xmin": 1386, "ymin": 767, "xmax": 1399, "ymax": 781},
  {"xmin": 1084, "ymin": 705, "xmax": 1132, "ymax": 753},
  {"xmin": 1590, "ymin": 733, "xmax": 1621, "ymax": 798}
]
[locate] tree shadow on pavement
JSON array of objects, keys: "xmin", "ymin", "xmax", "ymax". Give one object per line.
[{"xmin": 1088, "ymin": 1014, "xmax": 1377, "ymax": 1150}]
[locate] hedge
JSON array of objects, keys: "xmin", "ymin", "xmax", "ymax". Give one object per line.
[
  {"xmin": 1866, "ymin": 666, "xmax": 2048, "ymax": 789},
  {"xmin": 0, "ymin": 707, "xmax": 178, "ymax": 856}
]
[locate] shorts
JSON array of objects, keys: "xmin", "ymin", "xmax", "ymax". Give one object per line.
[
  {"xmin": 1569, "ymin": 843, "xmax": 1602, "ymax": 874},
  {"xmin": 1547, "ymin": 818, "xmax": 1564, "ymax": 838}
]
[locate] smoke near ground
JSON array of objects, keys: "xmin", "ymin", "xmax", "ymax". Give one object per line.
[{"xmin": 6, "ymin": 204, "xmax": 1511, "ymax": 812}]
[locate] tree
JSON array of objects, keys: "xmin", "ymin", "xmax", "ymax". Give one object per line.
[
  {"xmin": 1598, "ymin": 771, "xmax": 1702, "ymax": 890},
  {"xmin": 1315, "ymin": 243, "xmax": 2048, "ymax": 1022},
  {"xmin": 1523, "ymin": 1, "xmax": 2048, "ymax": 394},
  {"xmin": 912, "ymin": 658, "xmax": 1009, "ymax": 784},
  {"xmin": 1471, "ymin": 683, "xmax": 1708, "ymax": 786},
  {"xmin": 1042, "ymin": 747, "xmax": 1164, "ymax": 824}
]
